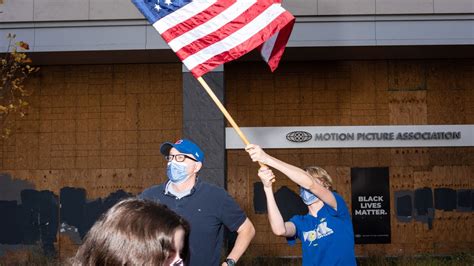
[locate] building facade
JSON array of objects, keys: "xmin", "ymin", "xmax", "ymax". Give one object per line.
[{"xmin": 0, "ymin": 0, "xmax": 473, "ymax": 263}]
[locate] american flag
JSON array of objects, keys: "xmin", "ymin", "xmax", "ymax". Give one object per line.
[{"xmin": 132, "ymin": 0, "xmax": 295, "ymax": 77}]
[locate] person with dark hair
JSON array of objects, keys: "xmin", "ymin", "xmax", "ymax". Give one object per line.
[
  {"xmin": 246, "ymin": 144, "xmax": 356, "ymax": 266},
  {"xmin": 139, "ymin": 139, "xmax": 255, "ymax": 266},
  {"xmin": 71, "ymin": 198, "xmax": 189, "ymax": 266}
]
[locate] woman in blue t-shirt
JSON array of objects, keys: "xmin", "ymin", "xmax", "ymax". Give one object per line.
[{"xmin": 246, "ymin": 144, "xmax": 356, "ymax": 266}]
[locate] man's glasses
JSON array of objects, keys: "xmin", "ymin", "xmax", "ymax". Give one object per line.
[{"xmin": 165, "ymin": 154, "xmax": 198, "ymax": 162}]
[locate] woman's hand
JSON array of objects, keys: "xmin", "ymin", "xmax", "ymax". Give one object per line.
[
  {"xmin": 258, "ymin": 167, "xmax": 275, "ymax": 188},
  {"xmin": 246, "ymin": 144, "xmax": 276, "ymax": 183},
  {"xmin": 245, "ymin": 144, "xmax": 270, "ymax": 164}
]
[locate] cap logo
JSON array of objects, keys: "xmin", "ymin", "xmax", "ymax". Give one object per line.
[{"xmin": 175, "ymin": 140, "xmax": 183, "ymax": 144}]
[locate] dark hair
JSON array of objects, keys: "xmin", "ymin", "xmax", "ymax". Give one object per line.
[{"xmin": 71, "ymin": 198, "xmax": 189, "ymax": 266}]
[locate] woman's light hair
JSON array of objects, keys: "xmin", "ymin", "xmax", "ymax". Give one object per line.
[
  {"xmin": 70, "ymin": 198, "xmax": 189, "ymax": 266},
  {"xmin": 304, "ymin": 166, "xmax": 334, "ymax": 191}
]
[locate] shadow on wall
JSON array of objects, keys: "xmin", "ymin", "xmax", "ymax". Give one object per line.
[
  {"xmin": 0, "ymin": 173, "xmax": 133, "ymax": 258},
  {"xmin": 0, "ymin": 174, "xmax": 35, "ymax": 203},
  {"xmin": 253, "ymin": 182, "xmax": 308, "ymax": 220},
  {"xmin": 394, "ymin": 187, "xmax": 473, "ymax": 229}
]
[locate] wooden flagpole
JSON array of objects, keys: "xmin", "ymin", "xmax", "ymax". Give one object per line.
[{"xmin": 197, "ymin": 76, "xmax": 268, "ymax": 170}]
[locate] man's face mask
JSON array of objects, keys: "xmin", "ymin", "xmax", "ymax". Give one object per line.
[
  {"xmin": 299, "ymin": 187, "xmax": 319, "ymax": 205},
  {"xmin": 167, "ymin": 161, "xmax": 191, "ymax": 184}
]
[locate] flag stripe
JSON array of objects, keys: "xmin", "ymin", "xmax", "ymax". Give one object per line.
[
  {"xmin": 153, "ymin": 0, "xmax": 217, "ymax": 33},
  {"xmin": 174, "ymin": 1, "xmax": 272, "ymax": 60},
  {"xmin": 161, "ymin": 0, "xmax": 236, "ymax": 43},
  {"xmin": 167, "ymin": 0, "xmax": 257, "ymax": 52},
  {"xmin": 189, "ymin": 10, "xmax": 294, "ymax": 76},
  {"xmin": 183, "ymin": 3, "xmax": 286, "ymax": 70}
]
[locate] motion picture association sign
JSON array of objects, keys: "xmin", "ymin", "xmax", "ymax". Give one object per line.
[{"xmin": 225, "ymin": 125, "xmax": 473, "ymax": 149}]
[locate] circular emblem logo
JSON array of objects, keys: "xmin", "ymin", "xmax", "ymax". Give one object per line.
[{"xmin": 286, "ymin": 131, "xmax": 312, "ymax": 143}]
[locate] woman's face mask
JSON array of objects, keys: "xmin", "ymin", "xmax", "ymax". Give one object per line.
[
  {"xmin": 167, "ymin": 161, "xmax": 191, "ymax": 184},
  {"xmin": 299, "ymin": 187, "xmax": 319, "ymax": 205}
]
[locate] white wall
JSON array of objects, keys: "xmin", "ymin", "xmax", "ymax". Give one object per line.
[
  {"xmin": 0, "ymin": 0, "xmax": 473, "ymax": 22},
  {"xmin": 0, "ymin": 1, "xmax": 472, "ymax": 54}
]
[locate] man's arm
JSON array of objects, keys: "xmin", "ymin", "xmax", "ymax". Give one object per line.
[{"xmin": 224, "ymin": 218, "xmax": 255, "ymax": 264}]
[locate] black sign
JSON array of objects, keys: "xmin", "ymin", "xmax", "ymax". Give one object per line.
[{"xmin": 351, "ymin": 167, "xmax": 391, "ymax": 244}]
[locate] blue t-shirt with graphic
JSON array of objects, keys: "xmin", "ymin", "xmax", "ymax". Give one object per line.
[{"xmin": 288, "ymin": 192, "xmax": 356, "ymax": 266}]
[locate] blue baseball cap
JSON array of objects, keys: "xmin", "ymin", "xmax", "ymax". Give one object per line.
[{"xmin": 160, "ymin": 139, "xmax": 204, "ymax": 162}]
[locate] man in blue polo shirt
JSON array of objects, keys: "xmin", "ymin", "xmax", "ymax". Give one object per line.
[{"xmin": 139, "ymin": 139, "xmax": 255, "ymax": 266}]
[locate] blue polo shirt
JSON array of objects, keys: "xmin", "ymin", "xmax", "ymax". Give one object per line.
[{"xmin": 139, "ymin": 178, "xmax": 247, "ymax": 266}]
